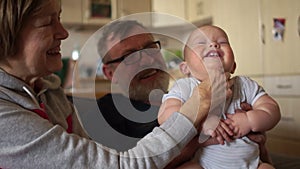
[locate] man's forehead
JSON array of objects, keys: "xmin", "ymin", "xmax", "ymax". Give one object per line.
[
  {"xmin": 120, "ymin": 33, "xmax": 153, "ymax": 43},
  {"xmin": 107, "ymin": 33, "xmax": 153, "ymax": 49}
]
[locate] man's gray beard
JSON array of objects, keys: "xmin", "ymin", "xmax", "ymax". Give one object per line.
[{"xmin": 128, "ymin": 72, "xmax": 169, "ymax": 104}]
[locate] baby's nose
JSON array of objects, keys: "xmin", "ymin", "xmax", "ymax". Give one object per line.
[{"xmin": 209, "ymin": 42, "xmax": 220, "ymax": 48}]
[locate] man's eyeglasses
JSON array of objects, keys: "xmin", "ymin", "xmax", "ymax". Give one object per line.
[{"xmin": 104, "ymin": 41, "xmax": 161, "ymax": 65}]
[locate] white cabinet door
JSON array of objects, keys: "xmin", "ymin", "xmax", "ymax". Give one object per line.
[
  {"xmin": 211, "ymin": 0, "xmax": 263, "ymax": 76},
  {"xmin": 117, "ymin": 0, "xmax": 151, "ymax": 17},
  {"xmin": 268, "ymin": 97, "xmax": 300, "ymax": 140},
  {"xmin": 61, "ymin": 0, "xmax": 83, "ymax": 25},
  {"xmin": 151, "ymin": 0, "xmax": 212, "ymax": 27},
  {"xmin": 261, "ymin": 0, "xmax": 300, "ymax": 75},
  {"xmin": 264, "ymin": 75, "xmax": 300, "ymax": 140},
  {"xmin": 186, "ymin": 0, "xmax": 212, "ymax": 23},
  {"xmin": 263, "ymin": 76, "xmax": 300, "ymax": 156},
  {"xmin": 117, "ymin": 0, "xmax": 152, "ymax": 26},
  {"xmin": 151, "ymin": 0, "xmax": 186, "ymax": 27},
  {"xmin": 266, "ymin": 96, "xmax": 300, "ymax": 156}
]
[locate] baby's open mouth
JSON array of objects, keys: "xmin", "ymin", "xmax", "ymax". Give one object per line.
[{"xmin": 205, "ymin": 51, "xmax": 221, "ymax": 58}]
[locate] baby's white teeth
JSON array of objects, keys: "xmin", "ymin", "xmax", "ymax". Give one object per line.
[{"xmin": 208, "ymin": 53, "xmax": 219, "ymax": 57}]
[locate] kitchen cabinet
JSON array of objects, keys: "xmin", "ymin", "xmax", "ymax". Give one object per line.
[
  {"xmin": 82, "ymin": 0, "xmax": 117, "ymax": 25},
  {"xmin": 61, "ymin": 0, "xmax": 151, "ymax": 27},
  {"xmin": 62, "ymin": 0, "xmax": 212, "ymax": 27},
  {"xmin": 66, "ymin": 77, "xmax": 114, "ymax": 98},
  {"xmin": 117, "ymin": 0, "xmax": 151, "ymax": 17},
  {"xmin": 261, "ymin": 0, "xmax": 300, "ymax": 75},
  {"xmin": 61, "ymin": 0, "xmax": 83, "ymax": 25},
  {"xmin": 211, "ymin": 0, "xmax": 300, "ymax": 76},
  {"xmin": 61, "ymin": 0, "xmax": 117, "ymax": 26},
  {"xmin": 116, "ymin": 0, "xmax": 152, "ymax": 27},
  {"xmin": 264, "ymin": 75, "xmax": 300, "ymax": 140},
  {"xmin": 151, "ymin": 0, "xmax": 212, "ymax": 27},
  {"xmin": 186, "ymin": 0, "xmax": 212, "ymax": 23},
  {"xmin": 264, "ymin": 75, "xmax": 300, "ymax": 156},
  {"xmin": 211, "ymin": 0, "xmax": 263, "ymax": 76},
  {"xmin": 211, "ymin": 0, "xmax": 300, "ymax": 156}
]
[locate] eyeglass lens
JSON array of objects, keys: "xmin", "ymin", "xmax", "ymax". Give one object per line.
[{"xmin": 123, "ymin": 42, "xmax": 161, "ymax": 65}]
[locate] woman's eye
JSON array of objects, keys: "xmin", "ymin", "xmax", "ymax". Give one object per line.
[
  {"xmin": 36, "ymin": 23, "xmax": 51, "ymax": 27},
  {"xmin": 34, "ymin": 17, "xmax": 52, "ymax": 27}
]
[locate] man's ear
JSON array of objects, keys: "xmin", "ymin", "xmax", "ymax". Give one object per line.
[
  {"xmin": 230, "ymin": 62, "xmax": 236, "ymax": 74},
  {"xmin": 102, "ymin": 64, "xmax": 117, "ymax": 83},
  {"xmin": 179, "ymin": 62, "xmax": 191, "ymax": 76}
]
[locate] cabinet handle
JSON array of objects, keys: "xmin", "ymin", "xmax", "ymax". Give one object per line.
[
  {"xmin": 298, "ymin": 15, "xmax": 300, "ymax": 37},
  {"xmin": 261, "ymin": 24, "xmax": 265, "ymax": 44},
  {"xmin": 276, "ymin": 84, "xmax": 292, "ymax": 89},
  {"xmin": 281, "ymin": 116, "xmax": 294, "ymax": 121}
]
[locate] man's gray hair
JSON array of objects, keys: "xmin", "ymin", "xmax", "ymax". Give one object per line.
[{"xmin": 97, "ymin": 20, "xmax": 147, "ymax": 64}]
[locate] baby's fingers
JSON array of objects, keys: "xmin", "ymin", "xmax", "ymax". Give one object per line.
[
  {"xmin": 220, "ymin": 121, "xmax": 233, "ymax": 136},
  {"xmin": 216, "ymin": 125, "xmax": 233, "ymax": 143}
]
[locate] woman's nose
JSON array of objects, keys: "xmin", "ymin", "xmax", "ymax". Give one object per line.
[{"xmin": 55, "ymin": 21, "xmax": 69, "ymax": 40}]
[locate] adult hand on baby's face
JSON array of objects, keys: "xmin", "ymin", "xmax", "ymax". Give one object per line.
[
  {"xmin": 179, "ymin": 69, "xmax": 229, "ymax": 130},
  {"xmin": 196, "ymin": 69, "xmax": 232, "ymax": 140},
  {"xmin": 179, "ymin": 79, "xmax": 212, "ymax": 130},
  {"xmin": 181, "ymin": 57, "xmax": 233, "ymax": 133},
  {"xmin": 197, "ymin": 70, "xmax": 228, "ymax": 132},
  {"xmin": 204, "ymin": 56, "xmax": 231, "ymax": 108}
]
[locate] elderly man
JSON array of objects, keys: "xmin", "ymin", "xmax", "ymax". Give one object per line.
[{"xmin": 97, "ymin": 20, "xmax": 169, "ymax": 138}]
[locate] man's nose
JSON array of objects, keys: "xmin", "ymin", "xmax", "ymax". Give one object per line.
[{"xmin": 138, "ymin": 50, "xmax": 155, "ymax": 66}]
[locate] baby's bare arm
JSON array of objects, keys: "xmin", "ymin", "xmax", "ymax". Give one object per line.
[
  {"xmin": 225, "ymin": 95, "xmax": 280, "ymax": 137},
  {"xmin": 246, "ymin": 94, "xmax": 280, "ymax": 132}
]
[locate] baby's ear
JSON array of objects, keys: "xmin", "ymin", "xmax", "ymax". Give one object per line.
[
  {"xmin": 230, "ymin": 62, "xmax": 236, "ymax": 74},
  {"xmin": 179, "ymin": 62, "xmax": 191, "ymax": 76}
]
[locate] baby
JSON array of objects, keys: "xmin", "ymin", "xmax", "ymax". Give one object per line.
[{"xmin": 158, "ymin": 25, "xmax": 280, "ymax": 169}]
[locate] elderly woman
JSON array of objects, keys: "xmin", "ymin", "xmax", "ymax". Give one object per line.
[{"xmin": 0, "ymin": 0, "xmax": 214, "ymax": 168}]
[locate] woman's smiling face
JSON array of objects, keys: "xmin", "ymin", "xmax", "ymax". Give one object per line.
[{"xmin": 13, "ymin": 0, "xmax": 68, "ymax": 82}]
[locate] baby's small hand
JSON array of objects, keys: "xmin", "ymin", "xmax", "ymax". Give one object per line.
[
  {"xmin": 225, "ymin": 112, "xmax": 251, "ymax": 138},
  {"xmin": 203, "ymin": 117, "xmax": 234, "ymax": 145}
]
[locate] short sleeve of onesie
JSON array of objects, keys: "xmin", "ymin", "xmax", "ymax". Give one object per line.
[{"xmin": 162, "ymin": 77, "xmax": 199, "ymax": 103}]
